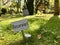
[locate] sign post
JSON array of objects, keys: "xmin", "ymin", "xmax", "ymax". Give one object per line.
[
  {"xmin": 12, "ymin": 19, "xmax": 29, "ymax": 40},
  {"xmin": 21, "ymin": 30, "xmax": 25, "ymax": 40}
]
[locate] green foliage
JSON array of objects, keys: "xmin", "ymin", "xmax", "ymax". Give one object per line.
[{"xmin": 0, "ymin": 15, "xmax": 60, "ymax": 45}]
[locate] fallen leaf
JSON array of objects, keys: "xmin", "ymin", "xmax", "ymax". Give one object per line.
[{"xmin": 37, "ymin": 34, "xmax": 42, "ymax": 39}]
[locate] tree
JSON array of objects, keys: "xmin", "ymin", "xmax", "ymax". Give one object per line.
[
  {"xmin": 35, "ymin": 0, "xmax": 40, "ymax": 14},
  {"xmin": 17, "ymin": 0, "xmax": 21, "ymax": 13},
  {"xmin": 26, "ymin": 0, "xmax": 34, "ymax": 15},
  {"xmin": 54, "ymin": 0, "xmax": 59, "ymax": 15}
]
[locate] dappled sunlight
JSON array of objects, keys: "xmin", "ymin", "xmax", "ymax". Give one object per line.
[
  {"xmin": 29, "ymin": 21, "xmax": 40, "ymax": 31},
  {"xmin": 0, "ymin": 14, "xmax": 60, "ymax": 45},
  {"xmin": 35, "ymin": 14, "xmax": 54, "ymax": 20},
  {"xmin": 43, "ymin": 14, "xmax": 54, "ymax": 20},
  {"xmin": 0, "ymin": 0, "xmax": 60, "ymax": 44},
  {"xmin": 0, "ymin": 17, "xmax": 25, "ymax": 25},
  {"xmin": 36, "ymin": 15, "xmax": 60, "ymax": 45},
  {"xmin": 0, "ymin": 31, "xmax": 23, "ymax": 45},
  {"xmin": 58, "ymin": 15, "xmax": 60, "ymax": 19},
  {"xmin": 0, "ymin": 14, "xmax": 54, "ymax": 25}
]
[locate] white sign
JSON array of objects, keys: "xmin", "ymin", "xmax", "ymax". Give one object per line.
[{"xmin": 12, "ymin": 19, "xmax": 29, "ymax": 32}]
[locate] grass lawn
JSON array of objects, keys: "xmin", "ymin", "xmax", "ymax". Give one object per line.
[{"xmin": 0, "ymin": 14, "xmax": 60, "ymax": 45}]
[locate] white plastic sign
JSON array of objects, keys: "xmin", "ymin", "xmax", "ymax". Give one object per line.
[{"xmin": 12, "ymin": 19, "xmax": 29, "ymax": 32}]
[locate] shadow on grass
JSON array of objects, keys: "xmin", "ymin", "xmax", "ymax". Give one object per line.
[
  {"xmin": 4, "ymin": 15, "xmax": 60, "ymax": 45},
  {"xmin": 8, "ymin": 31, "xmax": 39, "ymax": 45},
  {"xmin": 35, "ymin": 15, "xmax": 60, "ymax": 45},
  {"xmin": 7, "ymin": 18, "xmax": 46, "ymax": 45}
]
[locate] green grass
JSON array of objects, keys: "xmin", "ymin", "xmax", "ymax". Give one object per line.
[{"xmin": 0, "ymin": 14, "xmax": 60, "ymax": 45}]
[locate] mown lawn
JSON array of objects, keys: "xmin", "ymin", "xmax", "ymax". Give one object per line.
[{"xmin": 0, "ymin": 14, "xmax": 60, "ymax": 45}]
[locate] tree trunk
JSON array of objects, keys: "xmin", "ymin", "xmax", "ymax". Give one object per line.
[
  {"xmin": 35, "ymin": 0, "xmax": 39, "ymax": 14},
  {"xmin": 17, "ymin": 0, "xmax": 21, "ymax": 13},
  {"xmin": 54, "ymin": 0, "xmax": 59, "ymax": 15},
  {"xmin": 27, "ymin": 0, "xmax": 34, "ymax": 15}
]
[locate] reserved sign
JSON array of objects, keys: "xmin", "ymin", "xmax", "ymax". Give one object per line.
[{"xmin": 12, "ymin": 19, "xmax": 29, "ymax": 32}]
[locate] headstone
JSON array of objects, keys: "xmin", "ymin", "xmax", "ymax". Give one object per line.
[{"xmin": 23, "ymin": 9, "xmax": 29, "ymax": 16}]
